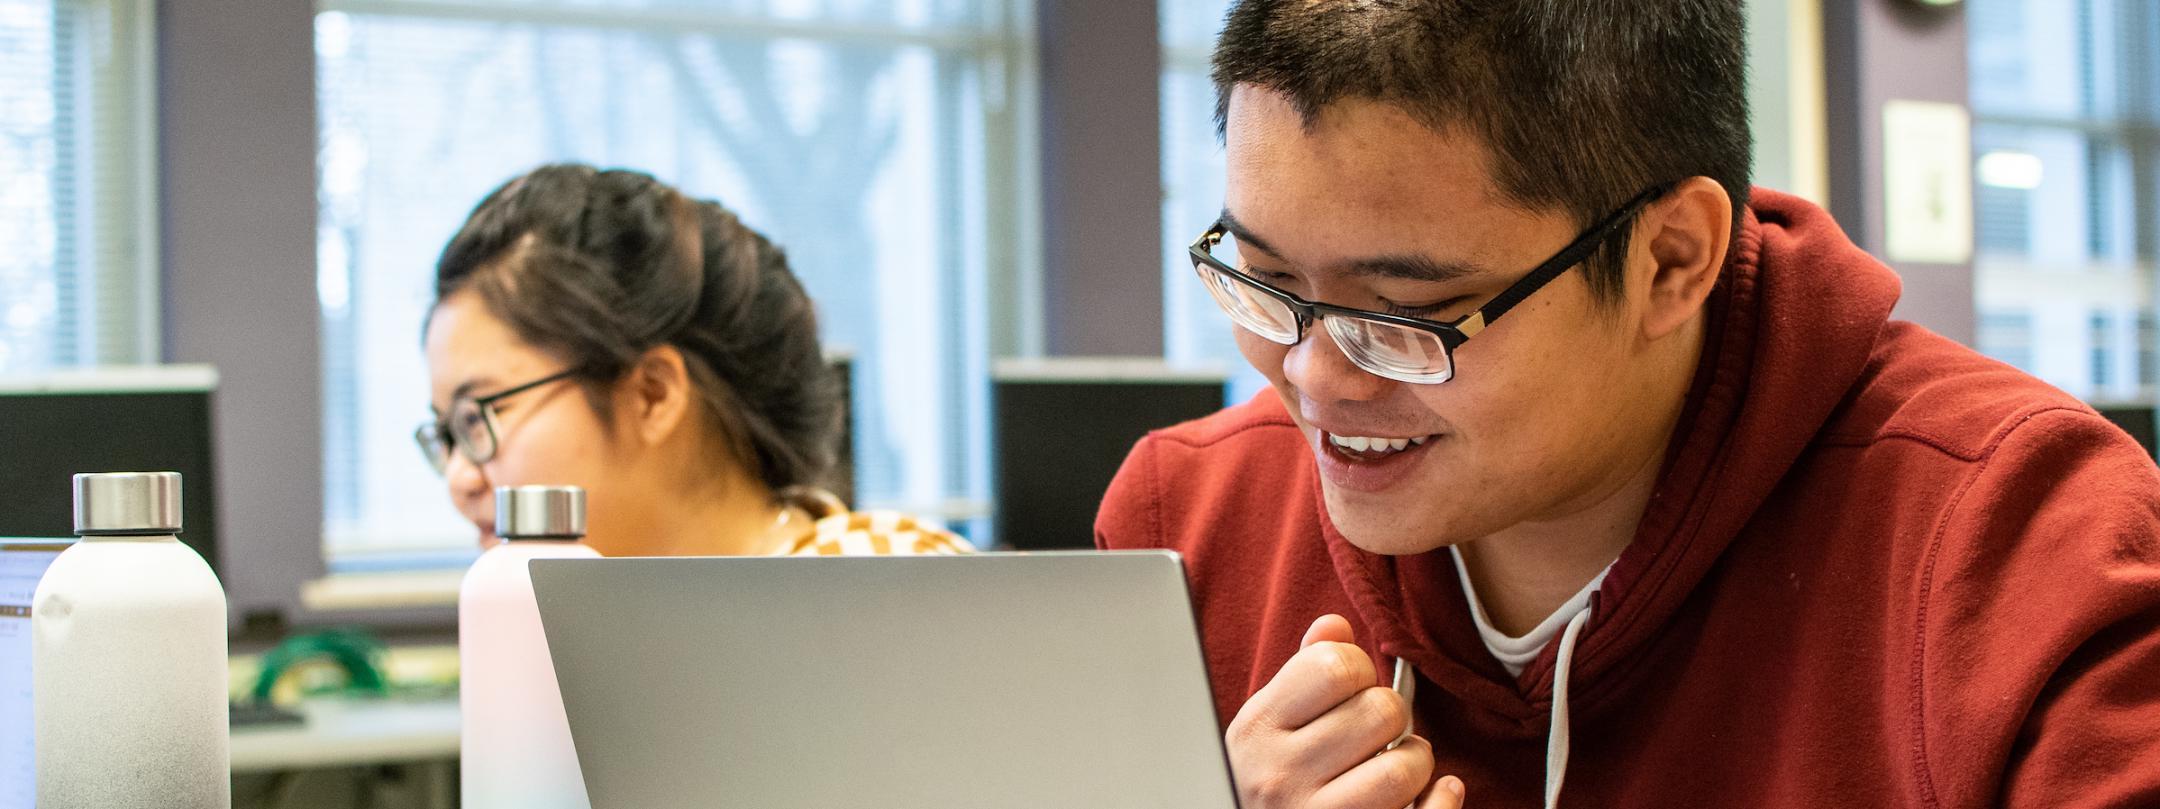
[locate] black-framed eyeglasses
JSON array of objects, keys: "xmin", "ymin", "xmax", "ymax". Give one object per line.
[
  {"xmin": 414, "ymin": 368, "xmax": 582, "ymax": 475},
  {"xmin": 1188, "ymin": 183, "xmax": 1673, "ymax": 385}
]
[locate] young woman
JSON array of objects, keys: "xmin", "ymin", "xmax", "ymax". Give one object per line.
[{"xmin": 417, "ymin": 163, "xmax": 967, "ymax": 557}]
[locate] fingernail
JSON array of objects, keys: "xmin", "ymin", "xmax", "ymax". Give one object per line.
[{"xmin": 1442, "ymin": 776, "xmax": 1464, "ymax": 798}]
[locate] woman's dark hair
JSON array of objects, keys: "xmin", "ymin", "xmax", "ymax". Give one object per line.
[{"xmin": 431, "ymin": 163, "xmax": 840, "ymax": 498}]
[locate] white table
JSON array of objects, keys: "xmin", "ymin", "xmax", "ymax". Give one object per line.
[
  {"xmin": 230, "ymin": 697, "xmax": 460, "ymax": 809},
  {"xmin": 230, "ymin": 697, "xmax": 460, "ymax": 773}
]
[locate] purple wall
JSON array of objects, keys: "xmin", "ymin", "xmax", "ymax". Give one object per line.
[
  {"xmin": 1824, "ymin": 0, "xmax": 1976, "ymax": 345},
  {"xmin": 159, "ymin": 0, "xmax": 326, "ymax": 626},
  {"xmin": 1038, "ymin": 0, "xmax": 1164, "ymax": 356}
]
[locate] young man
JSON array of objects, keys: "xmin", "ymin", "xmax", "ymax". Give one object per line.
[{"xmin": 1095, "ymin": 2, "xmax": 2160, "ymax": 808}]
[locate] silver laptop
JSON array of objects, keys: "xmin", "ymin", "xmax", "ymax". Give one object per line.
[{"xmin": 529, "ymin": 550, "xmax": 1239, "ymax": 809}]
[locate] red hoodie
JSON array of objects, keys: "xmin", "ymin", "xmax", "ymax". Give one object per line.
[{"xmin": 1096, "ymin": 189, "xmax": 2160, "ymax": 808}]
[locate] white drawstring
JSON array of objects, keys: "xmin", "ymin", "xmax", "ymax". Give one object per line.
[
  {"xmin": 1400, "ymin": 554, "xmax": 1599, "ymax": 808},
  {"xmin": 1543, "ymin": 607, "xmax": 1593, "ymax": 809},
  {"xmin": 1388, "ymin": 656, "xmax": 1418, "ymax": 750},
  {"xmin": 1389, "ymin": 606, "xmax": 1585, "ymax": 809},
  {"xmin": 1390, "ymin": 657, "xmax": 1416, "ymax": 809}
]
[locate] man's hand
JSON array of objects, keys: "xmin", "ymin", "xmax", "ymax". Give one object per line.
[{"xmin": 1225, "ymin": 614, "xmax": 1466, "ymax": 809}]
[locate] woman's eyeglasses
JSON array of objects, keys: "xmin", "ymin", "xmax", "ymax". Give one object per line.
[{"xmin": 414, "ymin": 368, "xmax": 581, "ymax": 474}]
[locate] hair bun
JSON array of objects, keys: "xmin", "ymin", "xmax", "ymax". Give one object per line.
[{"xmin": 433, "ymin": 163, "xmax": 842, "ymax": 497}]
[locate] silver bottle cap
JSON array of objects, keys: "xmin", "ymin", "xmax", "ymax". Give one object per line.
[
  {"xmin": 73, "ymin": 472, "xmax": 183, "ymax": 535},
  {"xmin": 496, "ymin": 485, "xmax": 586, "ymax": 540}
]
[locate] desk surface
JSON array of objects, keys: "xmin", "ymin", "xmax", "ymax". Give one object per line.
[{"xmin": 229, "ymin": 697, "xmax": 460, "ymax": 773}]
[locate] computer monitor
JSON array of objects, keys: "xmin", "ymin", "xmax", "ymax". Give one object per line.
[
  {"xmin": 1, "ymin": 539, "xmax": 70, "ymax": 809},
  {"xmin": 0, "ymin": 366, "xmax": 220, "ymax": 574},
  {"xmin": 993, "ymin": 359, "xmax": 1227, "ymax": 551},
  {"xmin": 2094, "ymin": 402, "xmax": 2158, "ymax": 460}
]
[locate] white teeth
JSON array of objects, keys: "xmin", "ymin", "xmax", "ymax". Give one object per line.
[{"xmin": 1329, "ymin": 433, "xmax": 1433, "ymax": 455}]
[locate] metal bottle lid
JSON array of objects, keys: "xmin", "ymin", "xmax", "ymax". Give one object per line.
[
  {"xmin": 73, "ymin": 472, "xmax": 183, "ymax": 536},
  {"xmin": 495, "ymin": 485, "xmax": 586, "ymax": 540}
]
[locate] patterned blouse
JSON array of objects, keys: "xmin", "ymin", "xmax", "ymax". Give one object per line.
[{"xmin": 769, "ymin": 488, "xmax": 975, "ymax": 556}]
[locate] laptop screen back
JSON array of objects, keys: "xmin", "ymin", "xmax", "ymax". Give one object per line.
[{"xmin": 530, "ymin": 551, "xmax": 1238, "ymax": 809}]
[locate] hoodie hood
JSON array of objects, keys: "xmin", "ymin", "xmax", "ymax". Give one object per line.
[{"xmin": 1319, "ymin": 188, "xmax": 1906, "ymax": 733}]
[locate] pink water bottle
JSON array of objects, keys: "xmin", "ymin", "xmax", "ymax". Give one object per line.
[{"xmin": 459, "ymin": 485, "xmax": 600, "ymax": 809}]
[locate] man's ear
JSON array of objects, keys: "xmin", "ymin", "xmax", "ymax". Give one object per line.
[
  {"xmin": 1634, "ymin": 176, "xmax": 1733, "ymax": 341},
  {"xmin": 620, "ymin": 345, "xmax": 696, "ymax": 447}
]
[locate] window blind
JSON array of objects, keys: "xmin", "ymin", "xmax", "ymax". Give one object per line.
[{"xmin": 0, "ymin": 0, "xmax": 155, "ymax": 373}]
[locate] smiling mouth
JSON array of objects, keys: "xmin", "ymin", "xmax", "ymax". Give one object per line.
[{"xmin": 1323, "ymin": 431, "xmax": 1435, "ymax": 461}]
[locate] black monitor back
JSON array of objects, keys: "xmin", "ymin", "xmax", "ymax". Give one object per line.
[
  {"xmin": 828, "ymin": 352, "xmax": 855, "ymax": 505},
  {"xmin": 2094, "ymin": 402, "xmax": 2158, "ymax": 460},
  {"xmin": 0, "ymin": 367, "xmax": 220, "ymax": 575},
  {"xmin": 993, "ymin": 360, "xmax": 1227, "ymax": 550}
]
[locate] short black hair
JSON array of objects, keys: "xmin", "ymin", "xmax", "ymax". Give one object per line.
[{"xmin": 1212, "ymin": 0, "xmax": 1751, "ymax": 298}]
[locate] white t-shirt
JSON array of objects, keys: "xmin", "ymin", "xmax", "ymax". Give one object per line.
[{"xmin": 1449, "ymin": 545, "xmax": 1613, "ymax": 678}]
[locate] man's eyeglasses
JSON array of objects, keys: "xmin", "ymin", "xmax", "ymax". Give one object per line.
[
  {"xmin": 1188, "ymin": 184, "xmax": 1672, "ymax": 385},
  {"xmin": 414, "ymin": 368, "xmax": 582, "ymax": 474}
]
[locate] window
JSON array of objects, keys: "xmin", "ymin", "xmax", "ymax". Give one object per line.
[
  {"xmin": 2140, "ymin": 314, "xmax": 2156, "ymax": 386},
  {"xmin": 317, "ymin": 0, "xmax": 1024, "ymax": 557},
  {"xmin": 0, "ymin": 0, "xmax": 156, "ymax": 373},
  {"xmin": 1970, "ymin": 0, "xmax": 2159, "ymax": 403},
  {"xmin": 2091, "ymin": 311, "xmax": 2116, "ymax": 388},
  {"xmin": 1158, "ymin": 0, "xmax": 1263, "ymax": 402},
  {"xmin": 1979, "ymin": 311, "xmax": 2037, "ymax": 372}
]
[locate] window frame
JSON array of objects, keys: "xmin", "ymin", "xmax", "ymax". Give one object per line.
[{"xmin": 303, "ymin": 0, "xmax": 1043, "ymax": 593}]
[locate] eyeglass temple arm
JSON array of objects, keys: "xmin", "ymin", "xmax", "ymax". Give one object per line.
[
  {"xmin": 471, "ymin": 367, "xmax": 582, "ymax": 406},
  {"xmin": 1460, "ymin": 186, "xmax": 1671, "ymax": 336}
]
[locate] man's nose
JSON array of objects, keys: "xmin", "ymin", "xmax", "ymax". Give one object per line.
[{"xmin": 1282, "ymin": 320, "xmax": 1393, "ymax": 405}]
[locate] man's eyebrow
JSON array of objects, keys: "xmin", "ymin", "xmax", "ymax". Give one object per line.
[
  {"xmin": 1218, "ymin": 210, "xmax": 1486, "ymax": 283},
  {"xmin": 1342, "ymin": 254, "xmax": 1484, "ymax": 283},
  {"xmin": 1217, "ymin": 210, "xmax": 1282, "ymax": 258}
]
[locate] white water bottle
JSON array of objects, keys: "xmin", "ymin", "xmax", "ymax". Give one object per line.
[
  {"xmin": 33, "ymin": 472, "xmax": 230, "ymax": 809},
  {"xmin": 460, "ymin": 485, "xmax": 600, "ymax": 809}
]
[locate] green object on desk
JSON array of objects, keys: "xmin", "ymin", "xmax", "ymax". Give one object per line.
[{"xmin": 248, "ymin": 628, "xmax": 392, "ymax": 704}]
